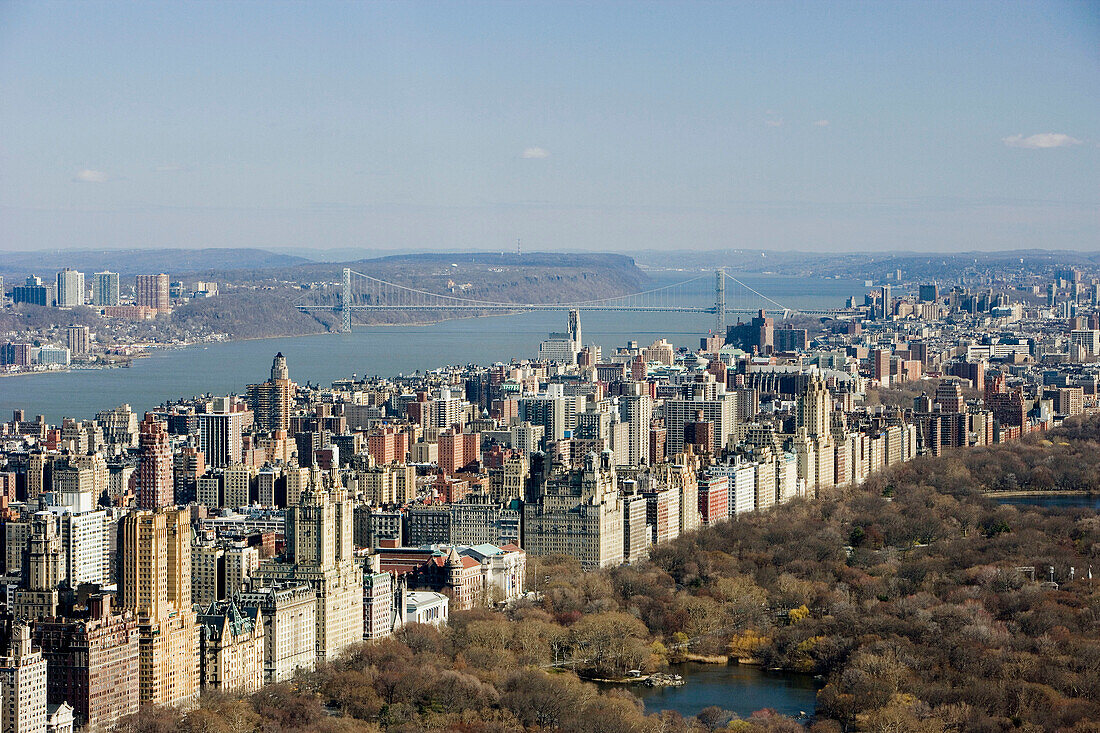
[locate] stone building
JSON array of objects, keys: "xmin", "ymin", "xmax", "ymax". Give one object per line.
[
  {"xmin": 252, "ymin": 487, "xmax": 363, "ymax": 661},
  {"xmin": 198, "ymin": 601, "xmax": 265, "ymax": 694}
]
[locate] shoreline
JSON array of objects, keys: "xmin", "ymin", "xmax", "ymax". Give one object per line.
[
  {"xmin": 0, "ymin": 310, "xmax": 506, "ymax": 376},
  {"xmin": 0, "ymin": 310, "xmax": 525, "ymax": 379}
]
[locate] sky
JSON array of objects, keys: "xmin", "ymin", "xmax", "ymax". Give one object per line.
[{"xmin": 0, "ymin": 1, "xmax": 1097, "ymax": 255}]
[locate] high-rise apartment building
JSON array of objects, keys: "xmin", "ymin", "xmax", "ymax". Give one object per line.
[
  {"xmin": 871, "ymin": 348, "xmax": 892, "ymax": 387},
  {"xmin": 197, "ymin": 398, "xmax": 243, "ymax": 468},
  {"xmin": 664, "ymin": 376, "xmax": 737, "ymax": 456},
  {"xmin": 56, "ymin": 268, "xmax": 84, "ymax": 307},
  {"xmin": 437, "ymin": 429, "xmax": 480, "ymax": 475},
  {"xmin": 366, "ymin": 426, "xmax": 408, "ymax": 465},
  {"xmin": 796, "ymin": 373, "xmax": 832, "ymax": 438},
  {"xmin": 96, "ymin": 403, "xmax": 139, "ymax": 448},
  {"xmin": 92, "ymin": 271, "xmax": 120, "ymax": 306},
  {"xmin": 221, "ymin": 463, "xmax": 254, "ymax": 509},
  {"xmin": 235, "ymin": 584, "xmax": 316, "ymax": 682},
  {"xmin": 192, "ymin": 540, "xmax": 259, "ymax": 606},
  {"xmin": 137, "ymin": 414, "xmax": 173, "ymax": 509},
  {"xmin": 429, "ymin": 387, "xmax": 465, "ymax": 429},
  {"xmin": 357, "ymin": 463, "xmax": 415, "ymax": 505},
  {"xmin": 726, "ymin": 310, "xmax": 774, "ymax": 355},
  {"xmin": 363, "ymin": 571, "xmax": 393, "ymax": 640},
  {"xmin": 935, "ymin": 379, "xmax": 965, "ymax": 413},
  {"xmin": 11, "ymin": 512, "xmax": 63, "ymax": 620},
  {"xmin": 134, "ymin": 273, "xmax": 170, "ymax": 311},
  {"xmin": 252, "ymin": 487, "xmax": 363, "ymax": 660},
  {"xmin": 879, "ymin": 285, "xmax": 892, "ymax": 319},
  {"xmin": 12, "ymin": 275, "xmax": 52, "ymax": 307},
  {"xmin": 523, "ymin": 451, "xmax": 624, "ymax": 570},
  {"xmin": 248, "ymin": 353, "xmax": 294, "ymax": 433},
  {"xmin": 65, "ymin": 325, "xmax": 89, "ymax": 357},
  {"xmin": 33, "ymin": 594, "xmax": 140, "ymax": 731},
  {"xmin": 510, "ymin": 422, "xmax": 545, "ymax": 455},
  {"xmin": 119, "ymin": 508, "xmax": 200, "ymax": 708},
  {"xmin": 0, "ymin": 624, "xmax": 48, "ymax": 733},
  {"xmin": 618, "ymin": 391, "xmax": 653, "ymax": 466},
  {"xmin": 53, "ymin": 508, "xmax": 110, "ymax": 589},
  {"xmin": 518, "ymin": 395, "xmax": 567, "ymax": 442}
]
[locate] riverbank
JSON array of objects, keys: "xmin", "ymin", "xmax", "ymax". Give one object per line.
[{"xmin": 0, "ymin": 353, "xmax": 151, "ymax": 378}]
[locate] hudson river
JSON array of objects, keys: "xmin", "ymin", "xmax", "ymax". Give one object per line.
[{"xmin": 0, "ymin": 273, "xmax": 863, "ymax": 423}]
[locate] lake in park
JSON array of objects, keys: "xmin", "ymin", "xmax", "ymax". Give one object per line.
[
  {"xmin": 993, "ymin": 494, "xmax": 1100, "ymax": 510},
  {"xmin": 596, "ymin": 662, "xmax": 820, "ymax": 721}
]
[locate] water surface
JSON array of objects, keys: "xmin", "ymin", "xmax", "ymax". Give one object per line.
[
  {"xmin": 0, "ymin": 273, "xmax": 862, "ymax": 423},
  {"xmin": 596, "ymin": 661, "xmax": 820, "ymax": 720},
  {"xmin": 993, "ymin": 494, "xmax": 1100, "ymax": 510}
]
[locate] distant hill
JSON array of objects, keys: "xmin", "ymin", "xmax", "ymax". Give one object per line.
[
  {"xmin": 168, "ymin": 251, "xmax": 650, "ymax": 299},
  {"xmin": 634, "ymin": 248, "xmax": 1100, "ymax": 281},
  {"xmin": 0, "ymin": 248, "xmax": 313, "ymax": 279},
  {"xmin": 0, "ymin": 250, "xmax": 650, "ymax": 341}
]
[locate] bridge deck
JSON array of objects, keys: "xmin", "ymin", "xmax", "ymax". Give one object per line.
[{"xmin": 296, "ymin": 304, "xmax": 841, "ymax": 316}]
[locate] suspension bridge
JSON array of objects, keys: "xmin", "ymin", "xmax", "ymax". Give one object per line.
[{"xmin": 296, "ymin": 268, "xmax": 845, "ymax": 332}]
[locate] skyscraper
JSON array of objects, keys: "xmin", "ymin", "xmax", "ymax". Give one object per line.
[
  {"xmin": 248, "ymin": 353, "xmax": 294, "ymax": 432},
  {"xmin": 537, "ymin": 310, "xmax": 583, "ymax": 363},
  {"xmin": 252, "ymin": 486, "xmax": 363, "ymax": 660},
  {"xmin": 797, "ymin": 372, "xmax": 832, "ymax": 438},
  {"xmin": 92, "ymin": 271, "xmax": 120, "ymax": 306},
  {"xmin": 135, "ymin": 273, "xmax": 170, "ymax": 311},
  {"xmin": 120, "ymin": 508, "xmax": 200, "ymax": 708},
  {"xmin": 137, "ymin": 414, "xmax": 173, "ymax": 509},
  {"xmin": 197, "ymin": 397, "xmax": 243, "ymax": 468},
  {"xmin": 56, "ymin": 268, "xmax": 85, "ymax": 307},
  {"xmin": 10, "ymin": 512, "xmax": 63, "ymax": 620}
]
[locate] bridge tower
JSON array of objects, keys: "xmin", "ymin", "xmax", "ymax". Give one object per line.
[
  {"xmin": 715, "ymin": 268, "xmax": 726, "ymax": 336},
  {"xmin": 340, "ymin": 267, "xmax": 352, "ymax": 333}
]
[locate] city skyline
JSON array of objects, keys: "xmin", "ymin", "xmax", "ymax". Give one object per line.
[
  {"xmin": 5, "ymin": 259, "xmax": 1100, "ymax": 729},
  {"xmin": 4, "ymin": 4, "xmax": 1100, "ymax": 727},
  {"xmin": 1, "ymin": 1, "xmax": 1097, "ymax": 254}
]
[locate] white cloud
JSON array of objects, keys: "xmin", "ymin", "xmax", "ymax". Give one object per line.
[
  {"xmin": 72, "ymin": 168, "xmax": 108, "ymax": 183},
  {"xmin": 521, "ymin": 147, "xmax": 550, "ymax": 159},
  {"xmin": 812, "ymin": 119, "xmax": 830, "ymax": 127},
  {"xmin": 764, "ymin": 118, "xmax": 784, "ymax": 128},
  {"xmin": 1002, "ymin": 133, "xmax": 1082, "ymax": 149}
]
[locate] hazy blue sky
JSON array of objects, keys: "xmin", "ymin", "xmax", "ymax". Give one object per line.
[{"xmin": 1, "ymin": 1, "xmax": 1097, "ymax": 254}]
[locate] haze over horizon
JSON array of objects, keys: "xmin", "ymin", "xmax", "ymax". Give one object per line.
[{"xmin": 1, "ymin": 1, "xmax": 1097, "ymax": 254}]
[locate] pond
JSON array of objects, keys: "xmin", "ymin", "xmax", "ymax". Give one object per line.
[
  {"xmin": 595, "ymin": 661, "xmax": 821, "ymax": 721},
  {"xmin": 992, "ymin": 494, "xmax": 1100, "ymax": 510}
]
